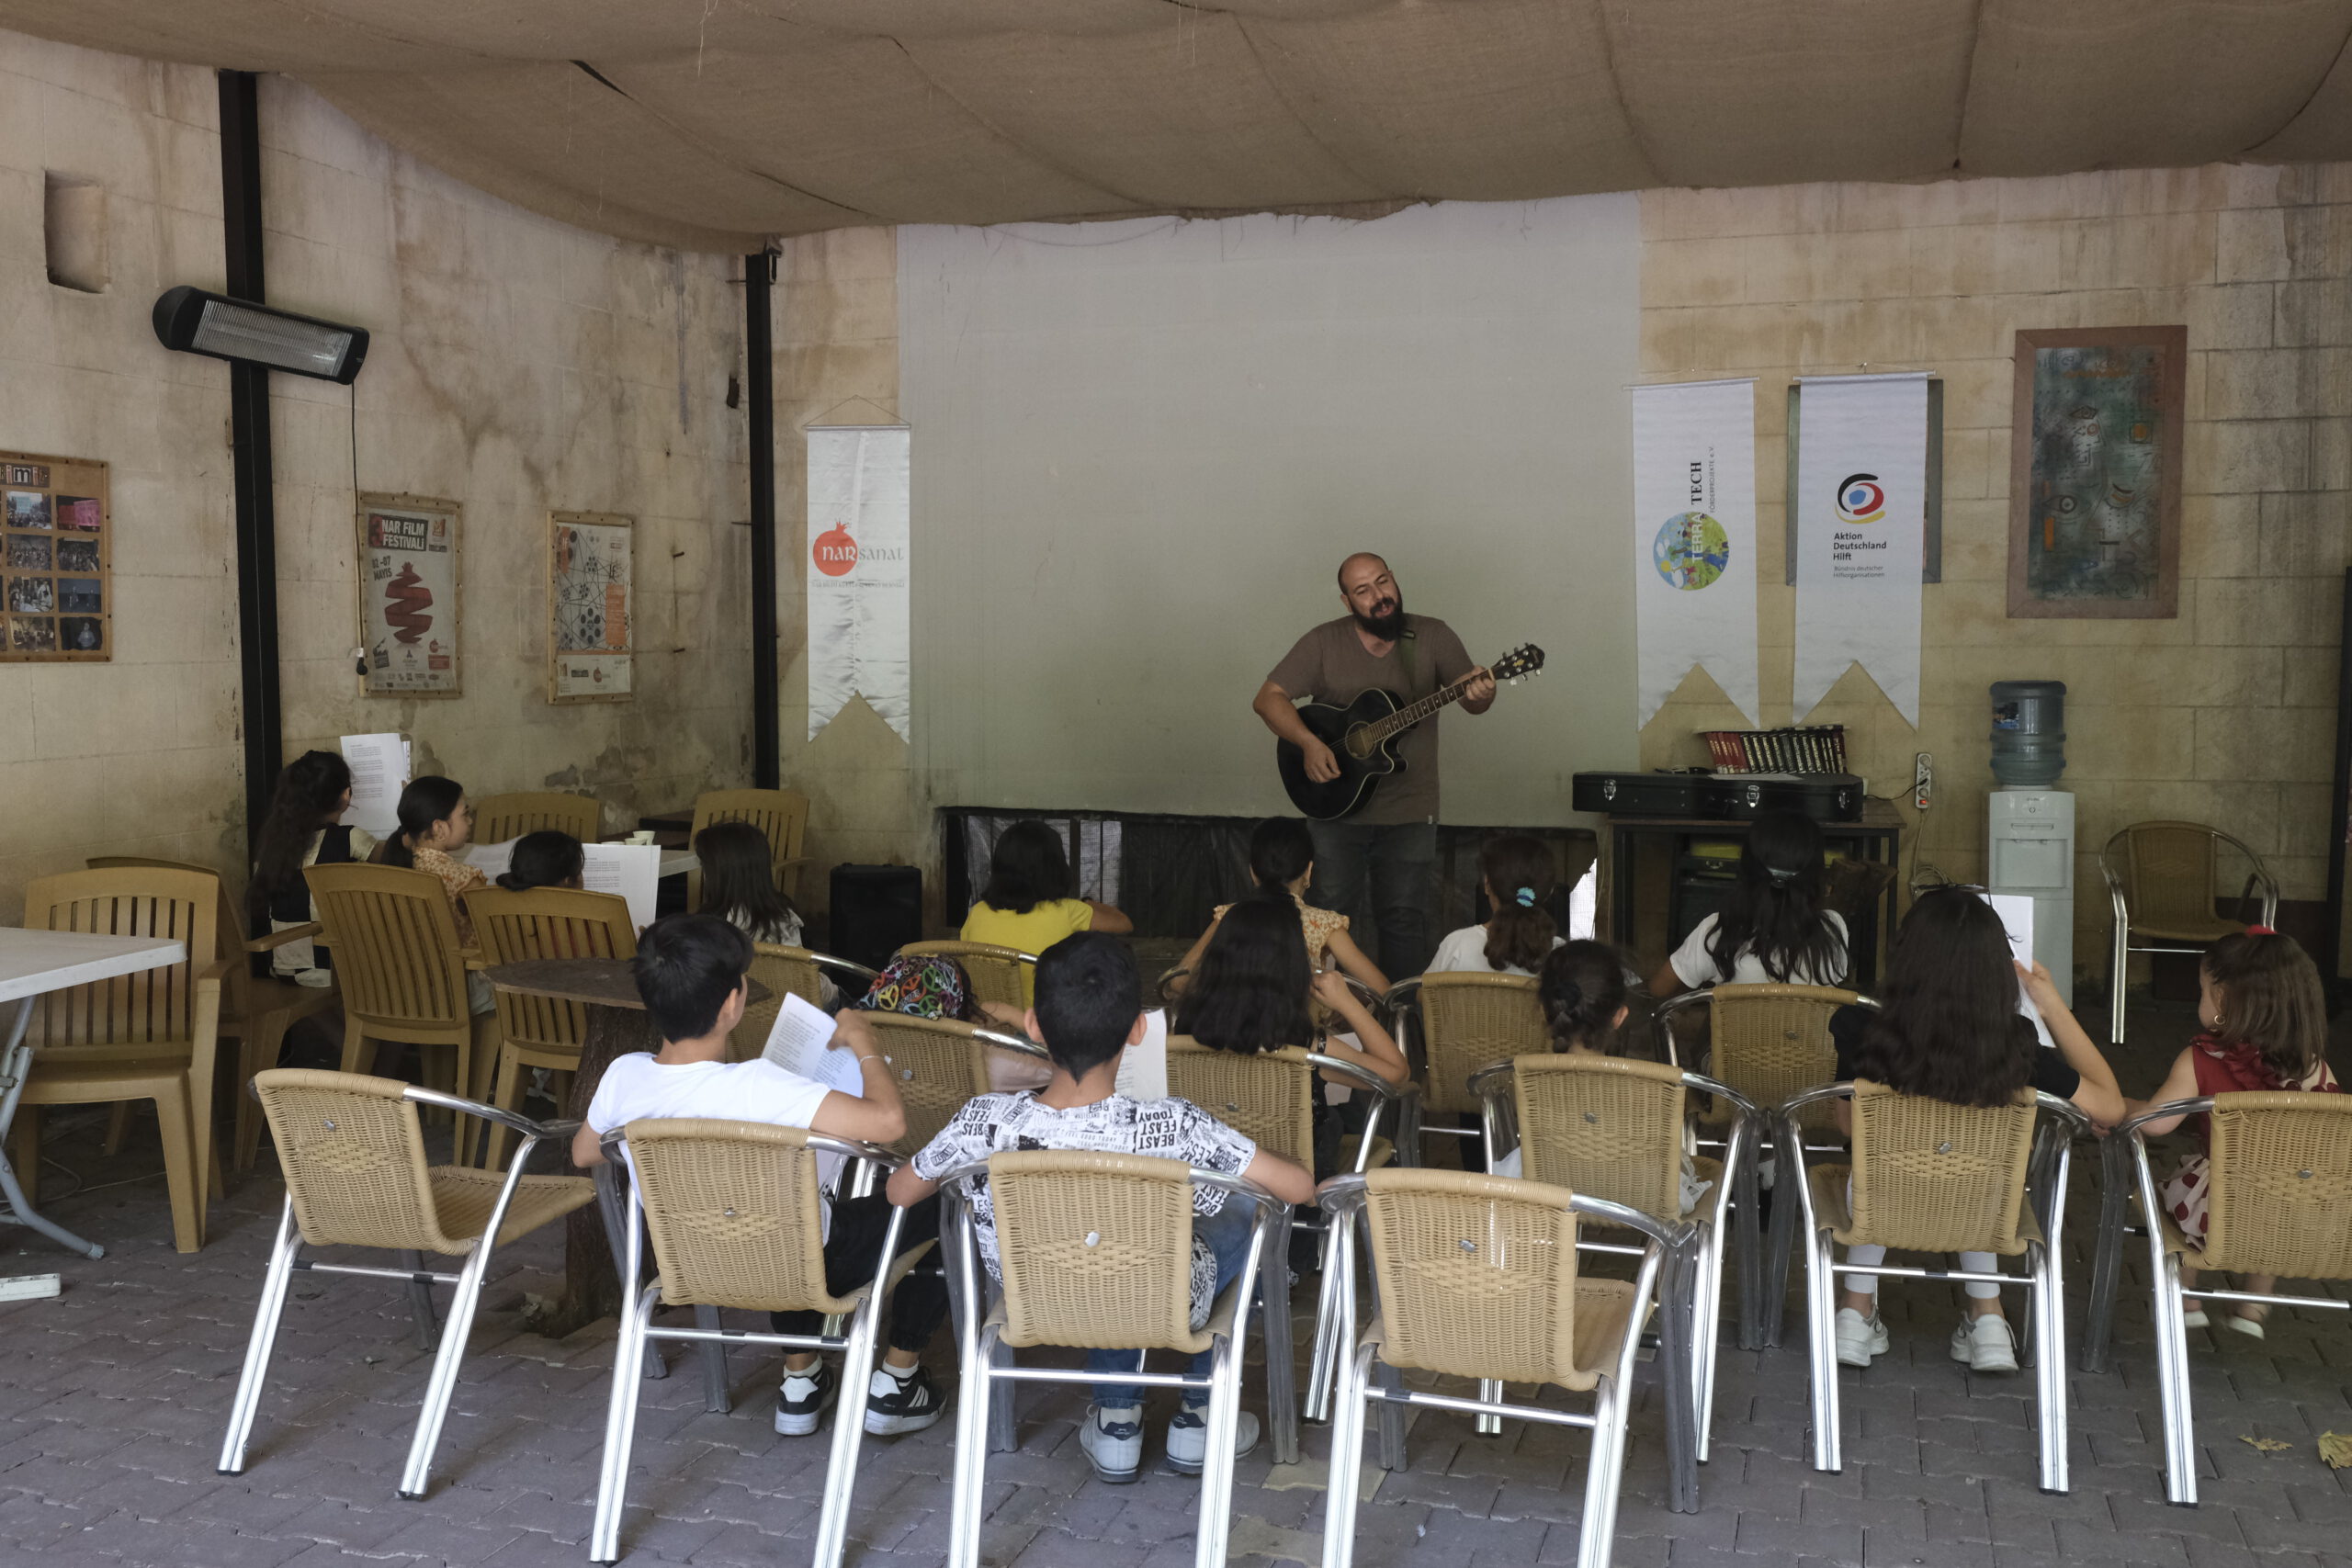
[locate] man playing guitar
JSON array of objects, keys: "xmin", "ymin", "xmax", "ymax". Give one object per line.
[{"xmin": 1253, "ymin": 552, "xmax": 1495, "ymax": 979}]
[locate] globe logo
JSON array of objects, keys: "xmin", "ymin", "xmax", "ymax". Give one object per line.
[
  {"xmin": 1834, "ymin": 472, "xmax": 1886, "ymax": 525},
  {"xmin": 1654, "ymin": 512, "xmax": 1729, "ymax": 591}
]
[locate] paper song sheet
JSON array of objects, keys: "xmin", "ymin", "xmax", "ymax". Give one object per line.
[
  {"xmin": 338, "ymin": 733, "xmax": 410, "ymax": 835},
  {"xmin": 761, "ymin": 993, "xmax": 865, "ymax": 1098},
  {"xmin": 1986, "ymin": 893, "xmax": 2056, "ymax": 1049},
  {"xmin": 1115, "ymin": 1009, "xmax": 1170, "ymax": 1101},
  {"xmin": 582, "ymin": 843, "xmax": 662, "ymax": 932},
  {"xmin": 465, "ymin": 838, "xmax": 520, "ymax": 884}
]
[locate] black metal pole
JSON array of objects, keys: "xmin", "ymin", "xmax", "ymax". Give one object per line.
[
  {"xmin": 220, "ymin": 68, "xmax": 282, "ymax": 844},
  {"xmin": 746, "ymin": 251, "xmax": 780, "ymax": 789},
  {"xmin": 2324, "ymin": 566, "xmax": 2352, "ymax": 1011}
]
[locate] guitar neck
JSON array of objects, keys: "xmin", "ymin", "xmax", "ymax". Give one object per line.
[{"xmin": 1365, "ymin": 669, "xmax": 1482, "ymax": 746}]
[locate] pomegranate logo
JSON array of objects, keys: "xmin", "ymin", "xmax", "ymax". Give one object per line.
[{"xmin": 813, "ymin": 524, "xmax": 857, "ymax": 577}]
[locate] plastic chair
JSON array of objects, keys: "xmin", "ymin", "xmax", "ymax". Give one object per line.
[
  {"xmin": 1472, "ymin": 1054, "xmax": 1754, "ymax": 1460},
  {"xmin": 2102, "ymin": 822, "xmax": 2279, "ymax": 1048},
  {"xmin": 898, "ymin": 940, "xmax": 1035, "ymax": 1012},
  {"xmin": 1654, "ymin": 983, "xmax": 1871, "ymax": 1348},
  {"xmin": 472, "ymin": 791, "xmax": 603, "ymax": 846},
  {"xmin": 466, "ymin": 886, "xmax": 638, "ymax": 1167},
  {"xmin": 855, "ymin": 1012, "xmax": 1051, "ymax": 1156},
  {"xmin": 690, "ymin": 788, "xmax": 812, "ymax": 906},
  {"xmin": 13, "ymin": 867, "xmax": 229, "ymax": 1252},
  {"xmin": 86, "ymin": 854, "xmax": 339, "ymax": 1174},
  {"xmin": 1782, "ymin": 1081, "xmax": 2086, "ymax": 1492},
  {"xmin": 590, "ymin": 1119, "xmax": 923, "ymax": 1565},
  {"xmin": 2086, "ymin": 1092, "xmax": 2352, "ymax": 1504},
  {"xmin": 304, "ymin": 863, "xmax": 502, "ymax": 1159},
  {"xmin": 1164, "ymin": 1036, "xmax": 1419, "ymax": 1450},
  {"xmin": 1385, "ymin": 971, "xmax": 1544, "ymax": 1146},
  {"xmin": 729, "ymin": 944, "xmax": 879, "ymax": 1062},
  {"xmin": 934, "ymin": 1150, "xmax": 1286, "ymax": 1568},
  {"xmin": 1316, "ymin": 1169, "xmax": 1695, "ymax": 1568},
  {"xmin": 218, "ymin": 1070, "xmax": 592, "ymax": 1496}
]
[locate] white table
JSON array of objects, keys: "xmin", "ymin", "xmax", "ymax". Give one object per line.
[
  {"xmin": 0, "ymin": 929, "xmax": 187, "ymax": 1259},
  {"xmin": 658, "ymin": 850, "xmax": 698, "ymax": 878}
]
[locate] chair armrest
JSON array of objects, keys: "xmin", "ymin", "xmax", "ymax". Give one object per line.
[
  {"xmin": 194, "ymin": 957, "xmax": 236, "ymax": 986},
  {"xmin": 245, "ymin": 923, "xmax": 322, "ymax": 953},
  {"xmin": 976, "ymin": 1026, "xmax": 1050, "ymax": 1060},
  {"xmin": 807, "ymin": 952, "xmax": 879, "ymax": 987},
  {"xmin": 1305, "ymin": 1050, "xmax": 1411, "ymax": 1099},
  {"xmin": 2112, "ymin": 1096, "xmax": 2215, "ymax": 1141},
  {"xmin": 1466, "ymin": 1062, "xmax": 1514, "ymax": 1101}
]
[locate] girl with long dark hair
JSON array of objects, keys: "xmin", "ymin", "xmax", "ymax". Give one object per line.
[
  {"xmin": 1652, "ymin": 810, "xmax": 1849, "ymax": 994},
  {"xmin": 1826, "ymin": 888, "xmax": 2120, "ymax": 1373},
  {"xmin": 1430, "ymin": 834, "xmax": 1562, "ymax": 976},
  {"xmin": 961, "ymin": 821, "xmax": 1132, "ymax": 1002},
  {"xmin": 249, "ymin": 750, "xmax": 364, "ymax": 978},
  {"xmin": 381, "ymin": 775, "xmax": 488, "ymax": 953},
  {"xmin": 495, "ymin": 829, "xmax": 584, "ymax": 893},
  {"xmin": 1173, "ymin": 818, "xmax": 1387, "ymax": 999},
  {"xmin": 695, "ymin": 820, "xmax": 803, "ymax": 945}
]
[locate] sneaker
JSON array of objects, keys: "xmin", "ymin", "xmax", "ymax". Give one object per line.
[
  {"xmin": 1163, "ymin": 1404, "xmax": 1261, "ymax": 1475},
  {"xmin": 775, "ymin": 1363, "xmax": 837, "ymax": 1436},
  {"xmin": 865, "ymin": 1363, "xmax": 947, "ymax": 1436},
  {"xmin": 1835, "ymin": 1307, "xmax": 1889, "ymax": 1368},
  {"xmin": 2227, "ymin": 1312, "xmax": 2267, "ymax": 1341},
  {"xmin": 1080, "ymin": 1404, "xmax": 1145, "ymax": 1483},
  {"xmin": 1951, "ymin": 1314, "xmax": 2018, "ymax": 1373},
  {"xmin": 2180, "ymin": 1307, "xmax": 2211, "ymax": 1329}
]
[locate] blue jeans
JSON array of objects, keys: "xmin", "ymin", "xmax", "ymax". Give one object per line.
[
  {"xmin": 1085, "ymin": 1203, "xmax": 1257, "ymax": 1408},
  {"xmin": 1306, "ymin": 818, "xmax": 1439, "ymax": 981}
]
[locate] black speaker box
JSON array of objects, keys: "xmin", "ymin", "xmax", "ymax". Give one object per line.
[{"xmin": 829, "ymin": 863, "xmax": 922, "ymax": 973}]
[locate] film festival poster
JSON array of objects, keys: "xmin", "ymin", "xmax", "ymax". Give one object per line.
[
  {"xmin": 548, "ymin": 511, "xmax": 634, "ymax": 703},
  {"xmin": 357, "ymin": 492, "xmax": 461, "ymax": 696},
  {"xmin": 0, "ymin": 450, "xmax": 109, "ymax": 663}
]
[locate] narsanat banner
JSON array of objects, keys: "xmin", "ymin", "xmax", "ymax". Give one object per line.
[
  {"xmin": 1792, "ymin": 373, "xmax": 1928, "ymax": 727},
  {"xmin": 806, "ymin": 425, "xmax": 910, "ymax": 741},
  {"xmin": 1631, "ymin": 378, "xmax": 1759, "ymax": 728}
]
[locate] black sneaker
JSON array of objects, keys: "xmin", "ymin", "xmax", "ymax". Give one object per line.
[
  {"xmin": 775, "ymin": 1363, "xmax": 837, "ymax": 1436},
  {"xmin": 864, "ymin": 1363, "xmax": 947, "ymax": 1436}
]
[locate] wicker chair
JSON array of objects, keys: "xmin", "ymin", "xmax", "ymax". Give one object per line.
[
  {"xmin": 219, "ymin": 1070, "xmax": 591, "ymax": 1497},
  {"xmin": 466, "ymin": 886, "xmax": 637, "ymax": 1167},
  {"xmin": 689, "ymin": 787, "xmax": 812, "ymax": 905},
  {"xmin": 1783, "ymin": 1081, "xmax": 2086, "ymax": 1492},
  {"xmin": 729, "ymin": 943, "xmax": 879, "ymax": 1063},
  {"xmin": 1472, "ymin": 1054, "xmax": 1755, "ymax": 1461},
  {"xmin": 2086, "ymin": 1092, "xmax": 2352, "ymax": 1505},
  {"xmin": 1317, "ymin": 1169, "xmax": 1694, "ymax": 1567},
  {"xmin": 85, "ymin": 854, "xmax": 338, "ymax": 1175},
  {"xmin": 12, "ymin": 867, "xmax": 229, "ymax": 1253},
  {"xmin": 1165, "ymin": 1036, "xmax": 1419, "ymax": 1451},
  {"xmin": 2101, "ymin": 822, "xmax": 2279, "ymax": 1049},
  {"xmin": 1655, "ymin": 983, "xmax": 1870, "ymax": 1349},
  {"xmin": 304, "ymin": 862, "xmax": 502, "ymax": 1158},
  {"xmin": 1385, "ymin": 971, "xmax": 1545, "ymax": 1143},
  {"xmin": 935, "ymin": 1151, "xmax": 1287, "ymax": 1568},
  {"xmin": 898, "ymin": 940, "xmax": 1035, "ymax": 1012},
  {"xmin": 855, "ymin": 1012, "xmax": 1051, "ymax": 1156},
  {"xmin": 590, "ymin": 1119, "xmax": 922, "ymax": 1565},
  {"xmin": 472, "ymin": 791, "xmax": 603, "ymax": 846}
]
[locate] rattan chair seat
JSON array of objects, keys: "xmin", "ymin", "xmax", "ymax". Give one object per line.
[
  {"xmin": 424, "ymin": 1167, "xmax": 596, "ymax": 1253},
  {"xmin": 1359, "ymin": 1275, "xmax": 1636, "ymax": 1394},
  {"xmin": 1805, "ymin": 1162, "xmax": 2040, "ymax": 1257},
  {"xmin": 984, "ymin": 1272, "xmax": 1241, "ymax": 1361},
  {"xmin": 2132, "ymin": 916, "xmax": 2248, "ymax": 943}
]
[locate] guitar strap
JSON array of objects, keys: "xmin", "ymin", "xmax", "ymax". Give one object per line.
[{"xmin": 1396, "ymin": 623, "xmax": 1419, "ymax": 696}]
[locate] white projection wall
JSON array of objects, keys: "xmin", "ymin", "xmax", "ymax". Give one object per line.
[{"xmin": 898, "ymin": 197, "xmax": 1641, "ymax": 826}]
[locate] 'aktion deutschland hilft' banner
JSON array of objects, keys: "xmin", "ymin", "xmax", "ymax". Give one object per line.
[
  {"xmin": 806, "ymin": 425, "xmax": 911, "ymax": 741},
  {"xmin": 1792, "ymin": 373, "xmax": 1928, "ymax": 727},
  {"xmin": 1631, "ymin": 378, "xmax": 1759, "ymax": 728}
]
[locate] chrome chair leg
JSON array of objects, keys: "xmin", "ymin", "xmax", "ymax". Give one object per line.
[
  {"xmin": 1193, "ymin": 1332, "xmax": 1241, "ymax": 1568},
  {"xmin": 397, "ymin": 1229, "xmax": 495, "ymax": 1498},
  {"xmin": 1319, "ymin": 1340, "xmax": 1375, "ymax": 1568},
  {"xmin": 217, "ymin": 1197, "xmax": 301, "ymax": 1475},
  {"xmin": 811, "ymin": 1292, "xmax": 885, "ymax": 1568},
  {"xmin": 1806, "ymin": 1227, "xmax": 1841, "ymax": 1473},
  {"xmin": 2082, "ymin": 1136, "xmax": 2130, "ymax": 1373},
  {"xmin": 396, "ymin": 1249, "xmax": 439, "ymax": 1352},
  {"xmin": 1304, "ymin": 1232, "xmax": 1345, "ymax": 1423},
  {"xmin": 1760, "ymin": 1142, "xmax": 1803, "ymax": 1348},
  {"xmin": 2154, "ymin": 1249, "xmax": 2199, "ymax": 1505},
  {"xmin": 2032, "ymin": 1242, "xmax": 2070, "ymax": 1495},
  {"xmin": 1576, "ymin": 1376, "xmax": 1624, "ymax": 1568},
  {"xmin": 949, "ymin": 1323, "xmax": 1001, "ymax": 1568},
  {"xmin": 1657, "ymin": 1236, "xmax": 1699, "ymax": 1513},
  {"xmin": 589, "ymin": 1282, "xmax": 660, "ymax": 1562},
  {"xmin": 1732, "ymin": 1136, "xmax": 1765, "ymax": 1350},
  {"xmin": 695, "ymin": 1305, "xmax": 730, "ymax": 1413},
  {"xmin": 1262, "ymin": 1209, "xmax": 1300, "ymax": 1465}
]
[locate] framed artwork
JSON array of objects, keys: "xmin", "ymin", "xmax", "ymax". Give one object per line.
[
  {"xmin": 2007, "ymin": 325, "xmax": 2187, "ymax": 619},
  {"xmin": 548, "ymin": 511, "xmax": 633, "ymax": 703},
  {"xmin": 357, "ymin": 492, "xmax": 461, "ymax": 695},
  {"xmin": 0, "ymin": 450, "xmax": 109, "ymax": 661}
]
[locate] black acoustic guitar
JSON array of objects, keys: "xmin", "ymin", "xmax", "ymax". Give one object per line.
[{"xmin": 1275, "ymin": 643, "xmax": 1545, "ymax": 820}]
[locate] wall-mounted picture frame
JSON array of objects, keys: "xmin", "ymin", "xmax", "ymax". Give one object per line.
[
  {"xmin": 548, "ymin": 510, "xmax": 634, "ymax": 703},
  {"xmin": 2007, "ymin": 325, "xmax": 2187, "ymax": 619},
  {"xmin": 0, "ymin": 450, "xmax": 109, "ymax": 662},
  {"xmin": 358, "ymin": 491, "xmax": 462, "ymax": 695}
]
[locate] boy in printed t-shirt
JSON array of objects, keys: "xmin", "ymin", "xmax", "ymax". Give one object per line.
[
  {"xmin": 888, "ymin": 931, "xmax": 1315, "ymax": 1483},
  {"xmin": 572, "ymin": 913, "xmax": 950, "ymax": 1438}
]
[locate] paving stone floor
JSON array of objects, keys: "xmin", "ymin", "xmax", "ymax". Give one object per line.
[{"xmin": 6, "ymin": 996, "xmax": 2352, "ymax": 1568}]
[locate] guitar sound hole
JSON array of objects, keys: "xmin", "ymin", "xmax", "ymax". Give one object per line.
[{"xmin": 1345, "ymin": 728, "xmax": 1376, "ymax": 761}]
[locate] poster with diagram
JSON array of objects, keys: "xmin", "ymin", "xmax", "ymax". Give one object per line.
[
  {"xmin": 548, "ymin": 511, "xmax": 633, "ymax": 702},
  {"xmin": 357, "ymin": 492, "xmax": 461, "ymax": 695},
  {"xmin": 0, "ymin": 450, "xmax": 108, "ymax": 662}
]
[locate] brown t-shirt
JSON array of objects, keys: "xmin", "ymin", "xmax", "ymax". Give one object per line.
[{"xmin": 1267, "ymin": 614, "xmax": 1475, "ymax": 824}]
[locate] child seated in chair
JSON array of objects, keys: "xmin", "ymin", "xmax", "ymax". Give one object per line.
[
  {"xmin": 571, "ymin": 913, "xmax": 951, "ymax": 1439},
  {"xmin": 888, "ymin": 931, "xmax": 1316, "ymax": 1484}
]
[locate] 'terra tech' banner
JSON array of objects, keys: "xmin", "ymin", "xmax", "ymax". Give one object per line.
[
  {"xmin": 1793, "ymin": 373, "xmax": 1928, "ymax": 727},
  {"xmin": 1631, "ymin": 378, "xmax": 1758, "ymax": 728},
  {"xmin": 806, "ymin": 425, "xmax": 911, "ymax": 741}
]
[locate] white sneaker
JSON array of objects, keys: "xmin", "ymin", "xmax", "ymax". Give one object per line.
[
  {"xmin": 1163, "ymin": 1404, "xmax": 1261, "ymax": 1474},
  {"xmin": 1835, "ymin": 1307, "xmax": 1889, "ymax": 1368},
  {"xmin": 1080, "ymin": 1404, "xmax": 1144, "ymax": 1483},
  {"xmin": 1951, "ymin": 1314, "xmax": 2018, "ymax": 1373}
]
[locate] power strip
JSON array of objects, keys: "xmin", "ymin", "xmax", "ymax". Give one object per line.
[
  {"xmin": 1913, "ymin": 751, "xmax": 1934, "ymax": 812},
  {"xmin": 0, "ymin": 1275, "xmax": 60, "ymax": 1303}
]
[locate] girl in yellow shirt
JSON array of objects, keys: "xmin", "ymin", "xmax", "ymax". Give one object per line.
[{"xmin": 960, "ymin": 821, "xmax": 1132, "ymax": 1003}]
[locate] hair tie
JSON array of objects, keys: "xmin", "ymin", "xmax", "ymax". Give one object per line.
[
  {"xmin": 2248, "ymin": 924, "xmax": 2278, "ymax": 937},
  {"xmin": 1765, "ymin": 865, "xmax": 1798, "ymax": 887},
  {"xmin": 1514, "ymin": 886, "xmax": 1536, "ymax": 908}
]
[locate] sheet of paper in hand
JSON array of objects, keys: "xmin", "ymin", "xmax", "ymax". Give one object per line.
[
  {"xmin": 1114, "ymin": 1009, "xmax": 1170, "ymax": 1101},
  {"xmin": 1986, "ymin": 893, "xmax": 2055, "ymax": 1048},
  {"xmin": 762, "ymin": 992, "xmax": 865, "ymax": 1097}
]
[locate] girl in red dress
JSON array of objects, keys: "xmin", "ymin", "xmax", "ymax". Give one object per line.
[{"xmin": 2130, "ymin": 929, "xmax": 2338, "ymax": 1338}]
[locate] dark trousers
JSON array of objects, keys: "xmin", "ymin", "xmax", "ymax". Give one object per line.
[
  {"xmin": 771, "ymin": 1192, "xmax": 947, "ymax": 1355},
  {"xmin": 1307, "ymin": 818, "xmax": 1439, "ymax": 980}
]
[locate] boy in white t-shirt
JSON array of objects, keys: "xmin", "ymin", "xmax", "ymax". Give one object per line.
[{"xmin": 571, "ymin": 913, "xmax": 947, "ymax": 1439}]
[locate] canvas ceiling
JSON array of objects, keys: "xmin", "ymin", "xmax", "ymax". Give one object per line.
[{"xmin": 7, "ymin": 0, "xmax": 2352, "ymax": 252}]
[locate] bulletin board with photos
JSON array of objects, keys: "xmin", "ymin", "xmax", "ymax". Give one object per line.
[{"xmin": 0, "ymin": 450, "xmax": 109, "ymax": 661}]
